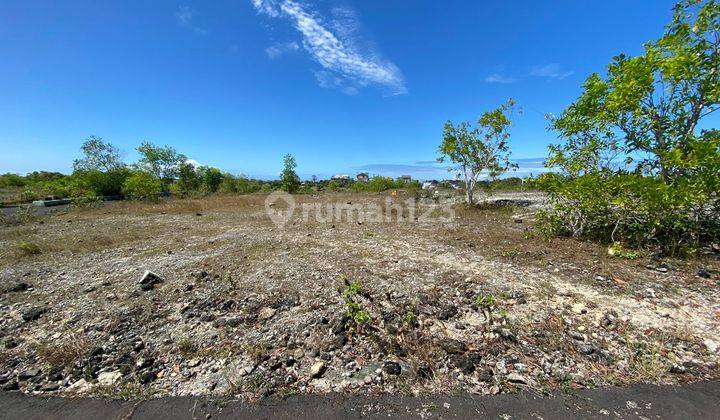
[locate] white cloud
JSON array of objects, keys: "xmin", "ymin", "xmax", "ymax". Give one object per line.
[
  {"xmin": 175, "ymin": 5, "xmax": 208, "ymax": 35},
  {"xmin": 175, "ymin": 5, "xmax": 194, "ymax": 25},
  {"xmin": 251, "ymin": 0, "xmax": 406, "ymax": 95},
  {"xmin": 251, "ymin": 0, "xmax": 280, "ymax": 17},
  {"xmin": 484, "ymin": 74, "xmax": 516, "ymax": 84},
  {"xmin": 265, "ymin": 41, "xmax": 299, "ymax": 59},
  {"xmin": 531, "ymin": 63, "xmax": 573, "ymax": 79},
  {"xmin": 186, "ymin": 159, "xmax": 203, "ymax": 168},
  {"xmin": 315, "ymin": 71, "xmax": 359, "ymax": 95}
]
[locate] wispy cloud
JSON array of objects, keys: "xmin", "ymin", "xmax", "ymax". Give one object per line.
[
  {"xmin": 175, "ymin": 5, "xmax": 208, "ymax": 35},
  {"xmin": 251, "ymin": 0, "xmax": 407, "ymax": 95},
  {"xmin": 265, "ymin": 41, "xmax": 300, "ymax": 59},
  {"xmin": 484, "ymin": 74, "xmax": 516, "ymax": 84},
  {"xmin": 315, "ymin": 71, "xmax": 359, "ymax": 95},
  {"xmin": 530, "ymin": 63, "xmax": 573, "ymax": 79}
]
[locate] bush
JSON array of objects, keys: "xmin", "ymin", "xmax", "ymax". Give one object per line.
[
  {"xmin": 0, "ymin": 173, "xmax": 27, "ymax": 187},
  {"xmin": 537, "ymin": 172, "xmax": 720, "ymax": 255},
  {"xmin": 20, "ymin": 188, "xmax": 41, "ymax": 202},
  {"xmin": 218, "ymin": 177, "xmax": 237, "ymax": 194},
  {"xmin": 72, "ymin": 168, "xmax": 130, "ymax": 197},
  {"xmin": 200, "ymin": 167, "xmax": 224, "ymax": 193},
  {"xmin": 122, "ymin": 172, "xmax": 162, "ymax": 200},
  {"xmin": 17, "ymin": 241, "xmax": 41, "ymax": 256},
  {"xmin": 326, "ymin": 180, "xmax": 341, "ymax": 192}
]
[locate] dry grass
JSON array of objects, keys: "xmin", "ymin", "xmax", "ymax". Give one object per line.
[{"xmin": 34, "ymin": 335, "xmax": 95, "ymax": 370}]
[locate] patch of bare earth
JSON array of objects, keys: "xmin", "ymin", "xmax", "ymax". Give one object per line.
[{"xmin": 0, "ymin": 191, "xmax": 718, "ymax": 399}]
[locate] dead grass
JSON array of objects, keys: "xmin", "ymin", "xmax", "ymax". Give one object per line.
[{"xmin": 34, "ymin": 335, "xmax": 94, "ymax": 370}]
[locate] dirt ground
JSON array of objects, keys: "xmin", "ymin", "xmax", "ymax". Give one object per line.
[{"xmin": 0, "ymin": 191, "xmax": 718, "ymax": 400}]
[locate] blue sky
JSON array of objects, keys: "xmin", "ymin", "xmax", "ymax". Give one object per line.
[{"xmin": 0, "ymin": 0, "xmax": 699, "ymax": 180}]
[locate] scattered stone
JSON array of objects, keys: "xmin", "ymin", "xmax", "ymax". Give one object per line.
[
  {"xmin": 140, "ymin": 371, "xmax": 157, "ymax": 384},
  {"xmin": 138, "ymin": 271, "xmax": 164, "ymax": 290},
  {"xmin": 577, "ymin": 344, "xmax": 595, "ymax": 355},
  {"xmin": 383, "ymin": 361, "xmax": 401, "ymax": 376},
  {"xmin": 2, "ymin": 337, "xmax": 18, "ymax": 349},
  {"xmin": 41, "ymin": 383, "xmax": 60, "ymax": 392},
  {"xmin": 571, "ymin": 303, "xmax": 587, "ymax": 315},
  {"xmin": 437, "ymin": 305, "xmax": 458, "ymax": 320},
  {"xmin": 310, "ymin": 361, "xmax": 326, "ymax": 378},
  {"xmin": 440, "ymin": 339, "xmax": 467, "ymax": 355},
  {"xmin": 258, "ymin": 307, "xmax": 277, "ymax": 320},
  {"xmin": 697, "ymin": 269, "xmax": 711, "ymax": 279},
  {"xmin": 21, "ymin": 307, "xmax": 47, "ymax": 322},
  {"xmin": 417, "ymin": 363, "xmax": 433, "ymax": 380},
  {"xmin": 450, "ymin": 354, "xmax": 480, "ymax": 374},
  {"xmin": 568, "ymin": 331, "xmax": 585, "ymax": 341},
  {"xmin": 478, "ymin": 368, "xmax": 493, "ymax": 382},
  {"xmin": 506, "ymin": 372, "xmax": 528, "ymax": 384},
  {"xmin": 670, "ymin": 364, "xmax": 686, "ymax": 374},
  {"xmin": 2, "ymin": 380, "xmax": 19, "ymax": 391},
  {"xmin": 7, "ymin": 282, "xmax": 30, "ymax": 293},
  {"xmin": 67, "ymin": 379, "xmax": 91, "ymax": 393},
  {"xmin": 704, "ymin": 339, "xmax": 718, "ymax": 354},
  {"xmin": 97, "ymin": 371, "xmax": 122, "ymax": 386},
  {"xmin": 18, "ymin": 368, "xmax": 41, "ymax": 381}
]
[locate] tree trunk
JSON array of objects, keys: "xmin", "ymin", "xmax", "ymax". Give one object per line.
[{"xmin": 466, "ymin": 185, "xmax": 474, "ymax": 205}]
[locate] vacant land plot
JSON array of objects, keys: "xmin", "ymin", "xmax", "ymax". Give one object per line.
[{"xmin": 0, "ymin": 191, "xmax": 718, "ymax": 400}]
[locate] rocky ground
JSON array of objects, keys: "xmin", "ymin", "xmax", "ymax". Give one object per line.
[{"xmin": 0, "ymin": 191, "xmax": 718, "ymax": 401}]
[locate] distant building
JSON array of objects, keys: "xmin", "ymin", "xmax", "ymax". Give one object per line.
[
  {"xmin": 422, "ymin": 180, "xmax": 439, "ymax": 190},
  {"xmin": 399, "ymin": 175, "xmax": 412, "ymax": 181},
  {"xmin": 331, "ymin": 174, "xmax": 351, "ymax": 181},
  {"xmin": 356, "ymin": 172, "xmax": 369, "ymax": 182}
]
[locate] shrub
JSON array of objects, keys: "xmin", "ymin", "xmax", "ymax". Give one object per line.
[
  {"xmin": 326, "ymin": 180, "xmax": 341, "ymax": 192},
  {"xmin": 17, "ymin": 241, "xmax": 41, "ymax": 256},
  {"xmin": 122, "ymin": 172, "xmax": 162, "ymax": 200},
  {"xmin": 0, "ymin": 173, "xmax": 27, "ymax": 187},
  {"xmin": 20, "ymin": 189, "xmax": 41, "ymax": 202},
  {"xmin": 537, "ymin": 172, "xmax": 720, "ymax": 255},
  {"xmin": 72, "ymin": 168, "xmax": 130, "ymax": 197}
]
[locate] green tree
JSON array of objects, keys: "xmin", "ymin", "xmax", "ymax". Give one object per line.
[
  {"xmin": 73, "ymin": 136, "xmax": 125, "ymax": 172},
  {"xmin": 136, "ymin": 141, "xmax": 187, "ymax": 190},
  {"xmin": 540, "ymin": 0, "xmax": 720, "ymax": 254},
  {"xmin": 548, "ymin": 0, "xmax": 719, "ymax": 179},
  {"xmin": 122, "ymin": 171, "xmax": 162, "ymax": 200},
  {"xmin": 280, "ymin": 154, "xmax": 300, "ymax": 193},
  {"xmin": 176, "ymin": 161, "xmax": 200, "ymax": 195},
  {"xmin": 438, "ymin": 99, "xmax": 518, "ymax": 204},
  {"xmin": 199, "ymin": 166, "xmax": 224, "ymax": 193}
]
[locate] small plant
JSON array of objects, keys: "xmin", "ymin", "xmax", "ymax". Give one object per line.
[
  {"xmin": 342, "ymin": 279, "xmax": 371, "ymax": 333},
  {"xmin": 342, "ymin": 279, "xmax": 363, "ymax": 298},
  {"xmin": 475, "ymin": 294, "xmax": 495, "ymax": 309},
  {"xmin": 499, "ymin": 249, "xmax": 518, "ymax": 258},
  {"xmin": 223, "ymin": 273, "xmax": 237, "ymax": 290},
  {"xmin": 607, "ymin": 243, "xmax": 641, "ymax": 260},
  {"xmin": 404, "ymin": 310, "xmax": 418, "ymax": 326},
  {"xmin": 346, "ymin": 300, "xmax": 371, "ymax": 325},
  {"xmin": 16, "ymin": 205, "xmax": 38, "ymax": 224},
  {"xmin": 17, "ymin": 241, "xmax": 41, "ymax": 256},
  {"xmin": 177, "ymin": 338, "xmax": 198, "ymax": 356}
]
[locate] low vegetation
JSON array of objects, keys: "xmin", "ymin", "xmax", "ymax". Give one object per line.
[{"xmin": 538, "ymin": 0, "xmax": 719, "ymax": 255}]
